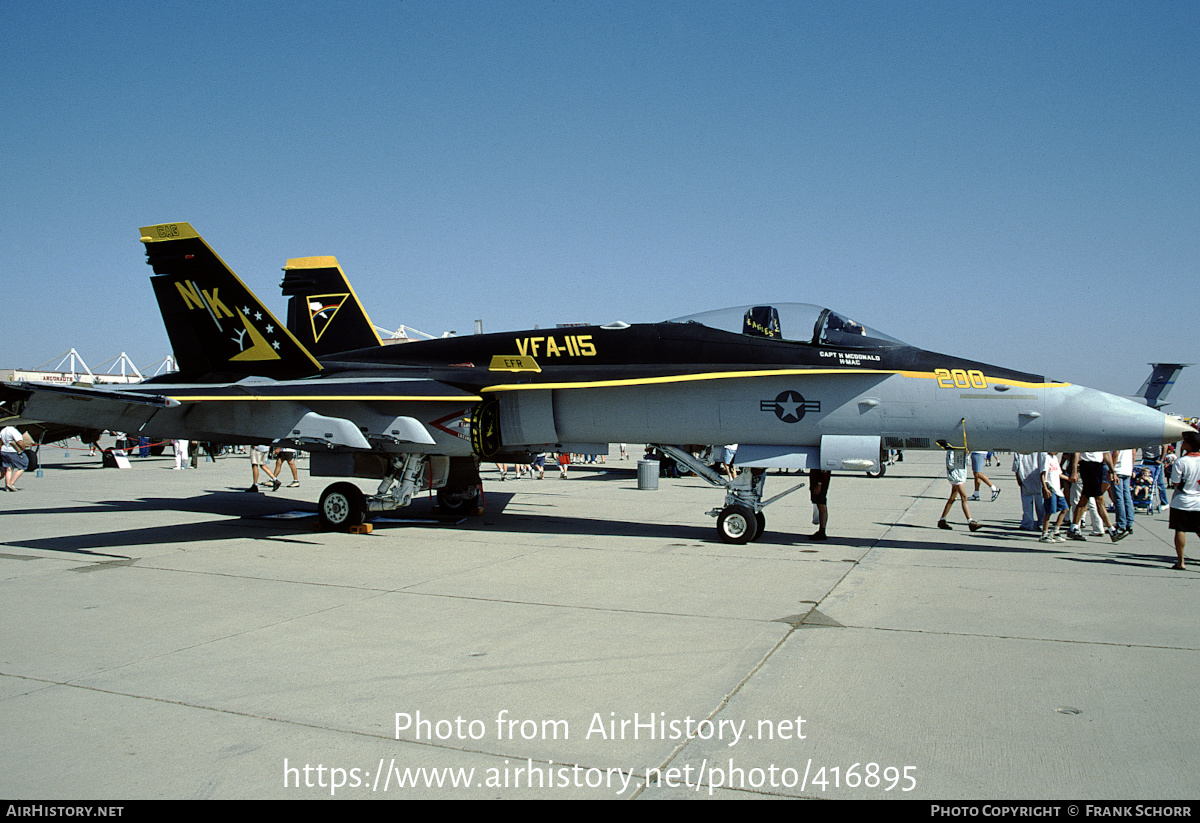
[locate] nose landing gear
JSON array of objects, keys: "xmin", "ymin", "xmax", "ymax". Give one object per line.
[{"xmin": 651, "ymin": 445, "xmax": 807, "ymax": 544}]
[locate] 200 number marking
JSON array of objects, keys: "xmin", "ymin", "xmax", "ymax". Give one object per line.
[{"xmin": 935, "ymin": 368, "xmax": 987, "ymax": 389}]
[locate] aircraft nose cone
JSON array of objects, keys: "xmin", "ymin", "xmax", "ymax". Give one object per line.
[
  {"xmin": 1045, "ymin": 386, "xmax": 1192, "ymax": 451},
  {"xmin": 1164, "ymin": 415, "xmax": 1197, "ymax": 443}
]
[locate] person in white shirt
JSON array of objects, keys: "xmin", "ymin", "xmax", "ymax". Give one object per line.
[
  {"xmin": 2, "ymin": 426, "xmax": 30, "ymax": 492},
  {"xmin": 1012, "ymin": 452, "xmax": 1046, "ymax": 530},
  {"xmin": 1110, "ymin": 449, "xmax": 1136, "ymax": 535},
  {"xmin": 1168, "ymin": 430, "xmax": 1200, "ymax": 570},
  {"xmin": 1039, "ymin": 452, "xmax": 1069, "ymax": 542}
]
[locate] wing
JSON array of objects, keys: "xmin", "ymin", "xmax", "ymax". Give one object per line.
[{"xmin": 4, "ymin": 377, "xmax": 479, "ymax": 453}]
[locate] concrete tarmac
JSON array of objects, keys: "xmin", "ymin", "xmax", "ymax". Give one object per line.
[{"xmin": 0, "ymin": 447, "xmax": 1195, "ymax": 799}]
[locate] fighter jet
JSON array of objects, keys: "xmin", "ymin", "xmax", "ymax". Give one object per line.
[{"xmin": 2, "ymin": 222, "xmax": 1192, "ymax": 544}]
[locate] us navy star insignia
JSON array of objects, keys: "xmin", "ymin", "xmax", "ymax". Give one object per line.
[{"xmin": 760, "ymin": 390, "xmax": 820, "ymax": 423}]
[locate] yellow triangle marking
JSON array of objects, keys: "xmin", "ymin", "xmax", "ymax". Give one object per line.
[{"xmin": 229, "ymin": 311, "xmax": 282, "ymax": 362}]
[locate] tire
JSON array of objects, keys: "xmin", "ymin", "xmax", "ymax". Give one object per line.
[
  {"xmin": 866, "ymin": 463, "xmax": 886, "ymax": 478},
  {"xmin": 318, "ymin": 482, "xmax": 366, "ymax": 530},
  {"xmin": 437, "ymin": 486, "xmax": 479, "ymax": 516},
  {"xmin": 751, "ymin": 511, "xmax": 766, "ymax": 541},
  {"xmin": 717, "ymin": 504, "xmax": 758, "ymax": 544}
]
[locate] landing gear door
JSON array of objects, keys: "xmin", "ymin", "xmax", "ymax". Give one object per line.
[{"xmin": 819, "ymin": 434, "xmax": 881, "ymax": 472}]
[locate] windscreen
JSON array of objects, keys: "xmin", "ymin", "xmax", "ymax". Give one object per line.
[{"xmin": 668, "ymin": 304, "xmax": 906, "ymax": 348}]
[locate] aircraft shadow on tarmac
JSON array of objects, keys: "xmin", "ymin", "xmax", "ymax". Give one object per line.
[
  {"xmin": 869, "ymin": 530, "xmax": 1184, "ymax": 569},
  {"xmin": 870, "ymin": 534, "xmax": 1072, "ymax": 555},
  {"xmin": 5, "ymin": 485, "xmax": 1184, "ymax": 568},
  {"xmin": 1058, "ymin": 549, "xmax": 1188, "ymax": 570},
  {"xmin": 0, "ymin": 484, "xmax": 834, "ymax": 554},
  {"xmin": 0, "ymin": 487, "xmax": 349, "ymax": 556},
  {"xmin": 0, "ymin": 505, "xmax": 324, "ymax": 559},
  {"xmin": 0, "ymin": 488, "xmax": 313, "ymax": 518}
]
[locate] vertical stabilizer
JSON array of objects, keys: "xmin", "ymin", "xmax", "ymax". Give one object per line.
[
  {"xmin": 140, "ymin": 223, "xmax": 323, "ymax": 379},
  {"xmin": 1135, "ymin": 363, "xmax": 1190, "ymax": 408},
  {"xmin": 281, "ymin": 257, "xmax": 383, "ymax": 356}
]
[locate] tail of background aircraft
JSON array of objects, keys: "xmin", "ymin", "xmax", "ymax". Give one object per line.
[
  {"xmin": 1133, "ymin": 363, "xmax": 1190, "ymax": 408},
  {"xmin": 141, "ymin": 223, "xmax": 323, "ymax": 380},
  {"xmin": 280, "ymin": 257, "xmax": 383, "ymax": 357}
]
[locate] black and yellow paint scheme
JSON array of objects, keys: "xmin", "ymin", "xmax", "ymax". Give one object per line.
[
  {"xmin": 2, "ymin": 223, "xmax": 1189, "ymax": 541},
  {"xmin": 280, "ymin": 255, "xmax": 383, "ymax": 357}
]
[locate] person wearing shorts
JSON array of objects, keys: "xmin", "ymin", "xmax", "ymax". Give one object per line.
[
  {"xmin": 1067, "ymin": 452, "xmax": 1123, "ymax": 541},
  {"xmin": 273, "ymin": 447, "xmax": 300, "ymax": 487},
  {"xmin": 2, "ymin": 426, "xmax": 29, "ymax": 492},
  {"xmin": 249, "ymin": 445, "xmax": 280, "ymax": 492},
  {"xmin": 1168, "ymin": 430, "xmax": 1200, "ymax": 570},
  {"xmin": 939, "ymin": 450, "xmax": 980, "ymax": 532},
  {"xmin": 1039, "ymin": 452, "xmax": 1068, "ymax": 542},
  {"xmin": 809, "ymin": 469, "xmax": 831, "ymax": 541},
  {"xmin": 969, "ymin": 451, "xmax": 1001, "ymax": 502}
]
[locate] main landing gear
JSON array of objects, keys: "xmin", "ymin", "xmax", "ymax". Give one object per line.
[
  {"xmin": 651, "ymin": 445, "xmax": 807, "ymax": 544},
  {"xmin": 318, "ymin": 482, "xmax": 366, "ymax": 530},
  {"xmin": 315, "ymin": 454, "xmax": 481, "ymax": 531}
]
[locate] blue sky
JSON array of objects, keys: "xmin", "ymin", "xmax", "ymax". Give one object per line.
[{"xmin": 4, "ymin": 1, "xmax": 1198, "ymax": 411}]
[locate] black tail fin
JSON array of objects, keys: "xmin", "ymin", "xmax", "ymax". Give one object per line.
[
  {"xmin": 1135, "ymin": 363, "xmax": 1190, "ymax": 408},
  {"xmin": 280, "ymin": 256, "xmax": 383, "ymax": 356},
  {"xmin": 140, "ymin": 223, "xmax": 323, "ymax": 380}
]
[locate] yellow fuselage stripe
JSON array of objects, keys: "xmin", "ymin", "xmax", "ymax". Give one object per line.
[
  {"xmin": 163, "ymin": 369, "xmax": 1067, "ymax": 402},
  {"xmin": 482, "ymin": 369, "xmax": 1066, "ymax": 392},
  {"xmin": 166, "ymin": 395, "xmax": 480, "ymax": 402}
]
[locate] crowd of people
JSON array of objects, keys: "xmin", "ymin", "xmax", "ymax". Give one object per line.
[
  {"xmin": 937, "ymin": 433, "xmax": 1199, "ymax": 570},
  {"xmin": 495, "ymin": 445, "xmax": 634, "ymax": 481}
]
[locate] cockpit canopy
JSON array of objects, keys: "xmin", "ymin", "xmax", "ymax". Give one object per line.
[{"xmin": 668, "ymin": 303, "xmax": 907, "ymax": 349}]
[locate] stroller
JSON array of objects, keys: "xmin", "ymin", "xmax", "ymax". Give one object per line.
[{"xmin": 1131, "ymin": 464, "xmax": 1157, "ymax": 514}]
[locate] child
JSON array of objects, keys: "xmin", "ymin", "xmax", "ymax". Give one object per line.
[
  {"xmin": 1039, "ymin": 452, "xmax": 1068, "ymax": 542},
  {"xmin": 1132, "ymin": 468, "xmax": 1154, "ymax": 510}
]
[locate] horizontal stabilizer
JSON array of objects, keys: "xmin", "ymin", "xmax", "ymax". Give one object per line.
[
  {"xmin": 4, "ymin": 381, "xmax": 179, "ymax": 408},
  {"xmin": 6, "ymin": 381, "xmax": 180, "ymax": 434}
]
